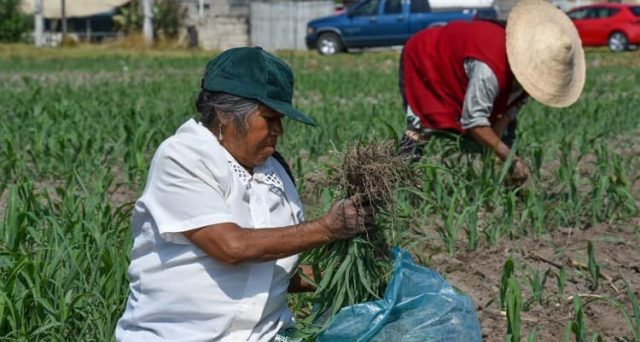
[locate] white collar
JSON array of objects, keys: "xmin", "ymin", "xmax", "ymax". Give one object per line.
[
  {"xmin": 224, "ymin": 151, "xmax": 284, "ymax": 191},
  {"xmin": 194, "ymin": 119, "xmax": 285, "ymax": 191}
]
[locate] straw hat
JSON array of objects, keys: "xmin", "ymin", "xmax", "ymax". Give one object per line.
[{"xmin": 506, "ymin": 0, "xmax": 586, "ymax": 108}]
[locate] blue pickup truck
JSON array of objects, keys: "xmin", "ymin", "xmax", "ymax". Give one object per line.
[{"xmin": 306, "ymin": 0, "xmax": 498, "ymax": 55}]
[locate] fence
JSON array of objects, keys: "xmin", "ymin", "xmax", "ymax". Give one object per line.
[{"xmin": 250, "ymin": 1, "xmax": 334, "ymax": 51}]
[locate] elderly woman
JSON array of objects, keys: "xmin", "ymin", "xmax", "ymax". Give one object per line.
[{"xmin": 115, "ymin": 47, "xmax": 372, "ymax": 341}]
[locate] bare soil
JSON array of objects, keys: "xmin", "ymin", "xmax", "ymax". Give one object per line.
[{"xmin": 426, "ymin": 219, "xmax": 640, "ymax": 341}]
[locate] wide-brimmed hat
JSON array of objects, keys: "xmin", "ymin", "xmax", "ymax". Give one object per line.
[
  {"xmin": 202, "ymin": 47, "xmax": 316, "ymax": 126},
  {"xmin": 506, "ymin": 0, "xmax": 586, "ymax": 108}
]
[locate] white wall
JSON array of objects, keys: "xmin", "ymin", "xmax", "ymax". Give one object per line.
[
  {"xmin": 250, "ymin": 1, "xmax": 334, "ymax": 51},
  {"xmin": 198, "ymin": 16, "xmax": 249, "ymax": 51}
]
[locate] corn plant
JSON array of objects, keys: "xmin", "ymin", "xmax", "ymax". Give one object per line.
[
  {"xmin": 435, "ymin": 191, "xmax": 469, "ymax": 256},
  {"xmin": 528, "ymin": 143, "xmax": 545, "ymax": 180},
  {"xmin": 565, "ymin": 296, "xmax": 587, "ymax": 342},
  {"xmin": 555, "ymin": 267, "xmax": 567, "ymax": 296},
  {"xmin": 527, "ymin": 327, "xmax": 539, "ymax": 342},
  {"xmin": 524, "ymin": 268, "xmax": 552, "ymax": 311},
  {"xmin": 505, "ymin": 277, "xmax": 522, "ymax": 342},
  {"xmin": 500, "ymin": 258, "xmax": 515, "ymax": 311},
  {"xmin": 522, "ymin": 188, "xmax": 546, "ymax": 237},
  {"xmin": 464, "ymin": 202, "xmax": 480, "ymax": 251},
  {"xmin": 0, "ymin": 179, "xmax": 132, "ymax": 340},
  {"xmin": 588, "ymin": 146, "xmax": 638, "ymax": 223},
  {"xmin": 607, "ymin": 279, "xmax": 640, "ymax": 341}
]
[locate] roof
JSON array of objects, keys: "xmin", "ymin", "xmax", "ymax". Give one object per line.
[{"xmin": 21, "ymin": 0, "xmax": 132, "ymax": 19}]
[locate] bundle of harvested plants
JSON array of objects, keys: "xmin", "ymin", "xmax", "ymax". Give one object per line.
[{"xmin": 294, "ymin": 140, "xmax": 415, "ymax": 340}]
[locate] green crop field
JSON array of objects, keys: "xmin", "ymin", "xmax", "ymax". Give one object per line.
[{"xmin": 1, "ymin": 45, "xmax": 639, "ymax": 341}]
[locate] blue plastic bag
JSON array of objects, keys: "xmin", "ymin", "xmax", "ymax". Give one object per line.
[{"xmin": 317, "ymin": 248, "xmax": 482, "ymax": 342}]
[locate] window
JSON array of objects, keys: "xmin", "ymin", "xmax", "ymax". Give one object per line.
[
  {"xmin": 594, "ymin": 7, "xmax": 619, "ymax": 18},
  {"xmin": 630, "ymin": 6, "xmax": 640, "ymax": 16},
  {"xmin": 410, "ymin": 0, "xmax": 430, "ymax": 13},
  {"xmin": 384, "ymin": 0, "xmax": 403, "ymax": 14},
  {"xmin": 567, "ymin": 8, "xmax": 590, "ymax": 20},
  {"xmin": 595, "ymin": 8, "xmax": 609, "ymax": 18},
  {"xmin": 351, "ymin": 0, "xmax": 381, "ymax": 16}
]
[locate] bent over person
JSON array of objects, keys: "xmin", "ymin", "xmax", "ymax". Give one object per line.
[
  {"xmin": 398, "ymin": 0, "xmax": 585, "ymax": 184},
  {"xmin": 115, "ymin": 47, "xmax": 373, "ymax": 341}
]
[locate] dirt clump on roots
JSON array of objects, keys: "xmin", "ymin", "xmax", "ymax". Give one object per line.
[{"xmin": 330, "ymin": 140, "xmax": 415, "ymax": 209}]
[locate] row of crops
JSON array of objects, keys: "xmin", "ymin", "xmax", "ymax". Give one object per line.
[{"xmin": 0, "ymin": 46, "xmax": 639, "ymax": 340}]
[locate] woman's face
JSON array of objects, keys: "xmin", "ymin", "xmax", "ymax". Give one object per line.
[{"xmin": 221, "ymin": 105, "xmax": 284, "ymax": 170}]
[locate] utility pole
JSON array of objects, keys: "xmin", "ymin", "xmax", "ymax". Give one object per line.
[
  {"xmin": 198, "ymin": 0, "xmax": 204, "ymax": 22},
  {"xmin": 142, "ymin": 0, "xmax": 153, "ymax": 46},
  {"xmin": 61, "ymin": 0, "xmax": 67, "ymax": 36},
  {"xmin": 34, "ymin": 0, "xmax": 44, "ymax": 46}
]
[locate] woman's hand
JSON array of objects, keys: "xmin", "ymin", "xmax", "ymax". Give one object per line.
[
  {"xmin": 320, "ymin": 195, "xmax": 375, "ymax": 241},
  {"xmin": 468, "ymin": 126, "xmax": 529, "ymax": 186}
]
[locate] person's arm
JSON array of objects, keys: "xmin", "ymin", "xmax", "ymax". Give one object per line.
[
  {"xmin": 467, "ymin": 125, "xmax": 512, "ymax": 161},
  {"xmin": 461, "ymin": 59, "xmax": 529, "ymax": 182},
  {"xmin": 183, "ymin": 220, "xmax": 329, "ymax": 265},
  {"xmin": 183, "ymin": 196, "xmax": 373, "ymax": 265},
  {"xmin": 460, "ymin": 59, "xmax": 498, "ymax": 133},
  {"xmin": 491, "ymin": 113, "xmax": 513, "ymax": 142},
  {"xmin": 468, "ymin": 125, "xmax": 529, "ymax": 183},
  {"xmin": 461, "ymin": 59, "xmax": 515, "ymax": 160}
]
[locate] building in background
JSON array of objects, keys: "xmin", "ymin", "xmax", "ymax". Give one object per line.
[
  {"xmin": 21, "ymin": 0, "xmax": 132, "ymax": 45},
  {"xmin": 251, "ymin": 1, "xmax": 335, "ymax": 50},
  {"xmin": 180, "ymin": 0, "xmax": 334, "ymax": 51},
  {"xmin": 180, "ymin": 0, "xmax": 251, "ymax": 50}
]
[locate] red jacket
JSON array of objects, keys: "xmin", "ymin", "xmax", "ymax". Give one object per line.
[{"xmin": 402, "ymin": 20, "xmax": 514, "ymax": 133}]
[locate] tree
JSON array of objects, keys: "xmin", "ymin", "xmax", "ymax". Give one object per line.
[
  {"xmin": 0, "ymin": 0, "xmax": 32, "ymax": 42},
  {"xmin": 153, "ymin": 0, "xmax": 185, "ymax": 39},
  {"xmin": 114, "ymin": 0, "xmax": 185, "ymax": 42}
]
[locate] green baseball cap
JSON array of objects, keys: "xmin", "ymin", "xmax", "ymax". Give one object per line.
[{"xmin": 201, "ymin": 47, "xmax": 316, "ymax": 126}]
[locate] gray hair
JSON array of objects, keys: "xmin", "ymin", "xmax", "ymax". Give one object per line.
[{"xmin": 196, "ymin": 90, "xmax": 259, "ymax": 135}]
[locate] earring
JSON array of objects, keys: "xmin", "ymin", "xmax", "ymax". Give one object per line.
[{"xmin": 218, "ymin": 123, "xmax": 223, "ymax": 141}]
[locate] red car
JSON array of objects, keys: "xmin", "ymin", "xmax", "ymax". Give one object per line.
[{"xmin": 567, "ymin": 3, "xmax": 640, "ymax": 52}]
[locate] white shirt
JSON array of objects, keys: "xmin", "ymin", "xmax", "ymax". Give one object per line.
[{"xmin": 116, "ymin": 119, "xmax": 305, "ymax": 342}]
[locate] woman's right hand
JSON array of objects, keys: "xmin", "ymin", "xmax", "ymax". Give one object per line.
[{"xmin": 320, "ymin": 195, "xmax": 375, "ymax": 241}]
